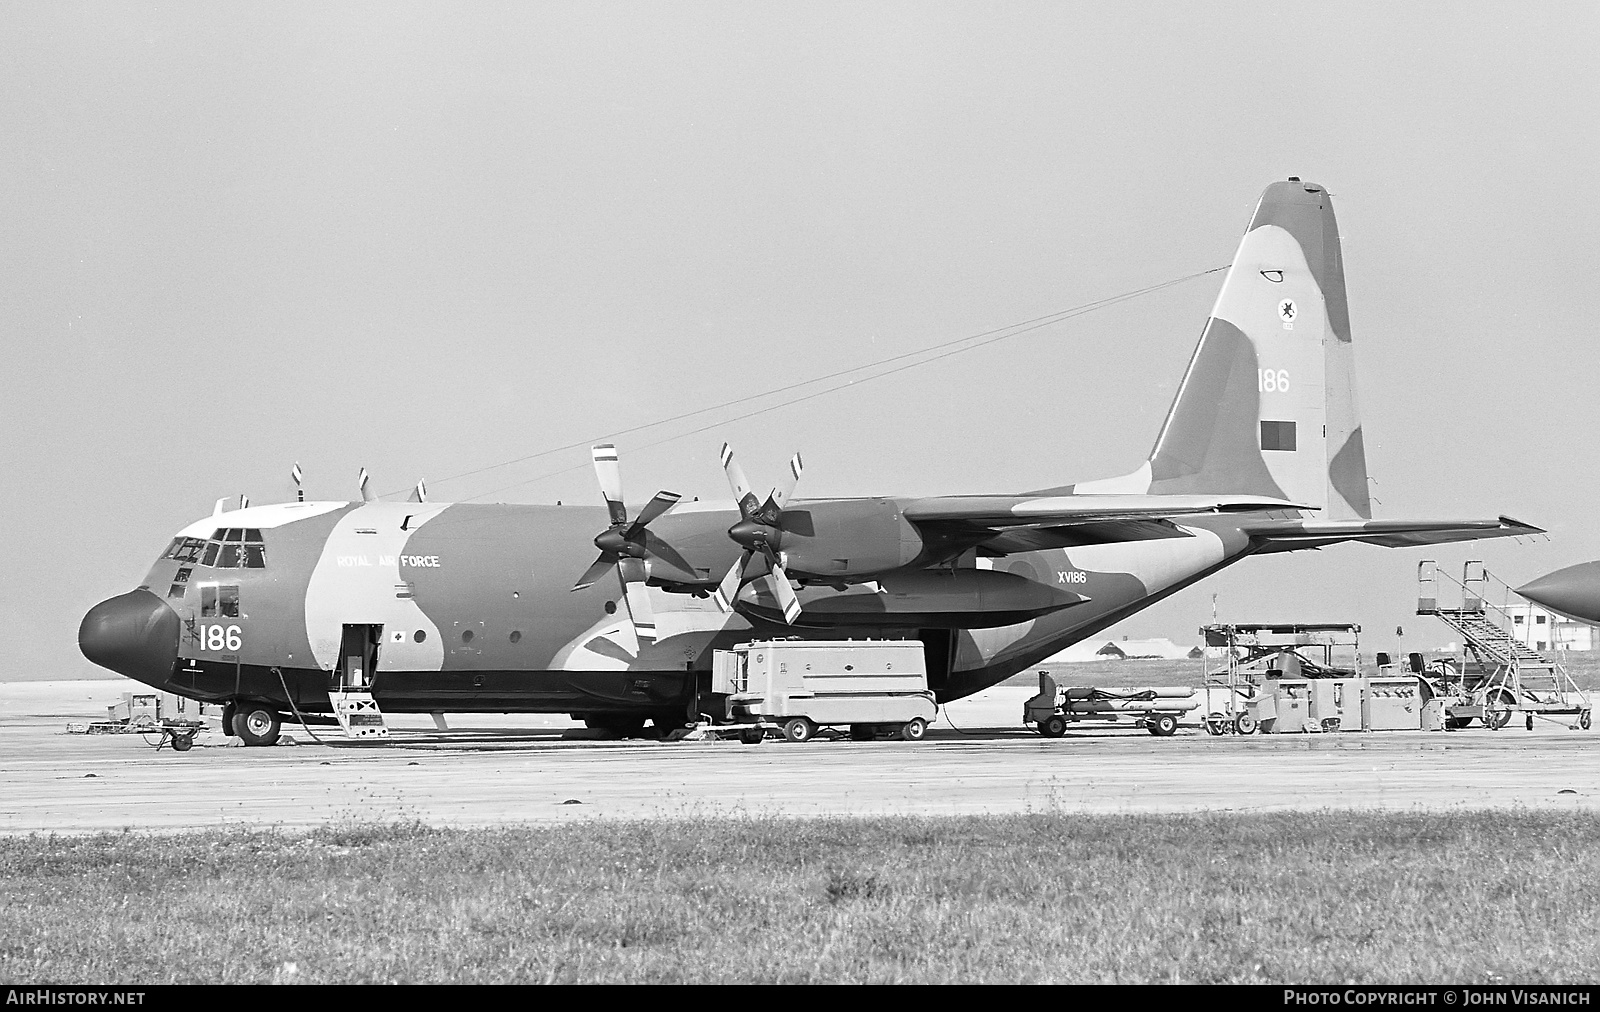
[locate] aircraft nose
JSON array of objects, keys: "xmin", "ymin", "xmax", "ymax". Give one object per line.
[
  {"xmin": 1517, "ymin": 561, "xmax": 1600, "ymax": 625},
  {"xmin": 78, "ymin": 589, "xmax": 180, "ymax": 686}
]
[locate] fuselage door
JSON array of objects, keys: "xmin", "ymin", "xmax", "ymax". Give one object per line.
[{"xmin": 337, "ymin": 624, "xmax": 383, "ymax": 691}]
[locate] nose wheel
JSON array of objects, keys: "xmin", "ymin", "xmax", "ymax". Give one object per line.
[{"xmin": 232, "ymin": 705, "xmax": 282, "ymax": 747}]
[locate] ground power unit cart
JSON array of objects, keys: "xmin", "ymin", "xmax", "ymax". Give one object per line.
[{"xmin": 709, "ymin": 639, "xmax": 937, "ymax": 742}]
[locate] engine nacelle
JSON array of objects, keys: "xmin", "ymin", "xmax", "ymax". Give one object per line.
[{"xmin": 776, "ymin": 498, "xmax": 924, "ymax": 579}]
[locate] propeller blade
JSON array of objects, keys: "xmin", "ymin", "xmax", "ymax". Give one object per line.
[
  {"xmin": 769, "ymin": 452, "xmax": 804, "ymax": 512},
  {"xmin": 358, "ymin": 468, "xmax": 374, "ymax": 503},
  {"xmin": 754, "ymin": 563, "xmax": 803, "ymax": 625},
  {"xmin": 591, "ymin": 444, "xmax": 628, "ymax": 525},
  {"xmin": 571, "ymin": 554, "xmax": 614, "ymax": 592},
  {"xmin": 408, "ymin": 479, "xmax": 427, "ymax": 503},
  {"xmin": 720, "ymin": 443, "xmax": 761, "ymax": 520},
  {"xmin": 617, "ymin": 556, "xmax": 656, "ymax": 643},
  {"xmin": 712, "ymin": 552, "xmax": 750, "ymax": 613},
  {"xmin": 627, "ymin": 490, "xmax": 681, "ymax": 534}
]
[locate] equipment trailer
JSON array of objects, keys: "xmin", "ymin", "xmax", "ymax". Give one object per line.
[{"xmin": 1024, "ymin": 672, "xmax": 1198, "ymax": 737}]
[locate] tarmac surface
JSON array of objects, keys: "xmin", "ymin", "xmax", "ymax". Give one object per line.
[{"xmin": 3, "ymin": 679, "xmax": 1598, "ymax": 833}]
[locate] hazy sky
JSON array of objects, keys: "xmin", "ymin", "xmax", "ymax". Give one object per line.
[{"xmin": 5, "ymin": 2, "xmax": 1597, "ymax": 679}]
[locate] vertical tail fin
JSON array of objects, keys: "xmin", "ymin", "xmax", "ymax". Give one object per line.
[{"xmin": 1075, "ymin": 179, "xmax": 1372, "ymax": 519}]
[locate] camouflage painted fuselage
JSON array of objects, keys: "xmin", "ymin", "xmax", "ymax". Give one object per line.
[{"xmin": 91, "ymin": 497, "xmax": 1254, "ymax": 717}]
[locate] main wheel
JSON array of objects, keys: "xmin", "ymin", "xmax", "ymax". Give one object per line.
[
  {"xmin": 1150, "ymin": 713, "xmax": 1179, "ymax": 737},
  {"xmin": 233, "ymin": 706, "xmax": 281, "ymax": 747},
  {"xmin": 782, "ymin": 717, "xmax": 815, "ymax": 743},
  {"xmin": 900, "ymin": 717, "xmax": 927, "ymax": 741},
  {"xmin": 1234, "ymin": 712, "xmax": 1258, "ymax": 736},
  {"xmin": 220, "ymin": 702, "xmax": 237, "ymax": 737},
  {"xmin": 1040, "ymin": 715, "xmax": 1068, "ymax": 738}
]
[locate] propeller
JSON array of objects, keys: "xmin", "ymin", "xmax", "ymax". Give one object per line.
[
  {"xmin": 712, "ymin": 443, "xmax": 804, "ymax": 624},
  {"xmin": 570, "ymin": 443, "xmax": 682, "ymax": 643}
]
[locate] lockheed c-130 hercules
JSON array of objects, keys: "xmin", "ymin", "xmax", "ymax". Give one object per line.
[{"xmin": 80, "ymin": 179, "xmax": 1540, "ymax": 745}]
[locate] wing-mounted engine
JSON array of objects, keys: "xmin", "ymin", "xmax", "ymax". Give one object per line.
[{"xmin": 712, "ymin": 445, "xmax": 931, "ymax": 625}]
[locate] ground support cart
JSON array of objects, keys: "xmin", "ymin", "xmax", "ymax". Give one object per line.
[
  {"xmin": 1023, "ymin": 672, "xmax": 1197, "ymax": 737},
  {"xmin": 1198, "ymin": 623, "xmax": 1368, "ymax": 734},
  {"xmin": 708, "ymin": 639, "xmax": 937, "ymax": 743},
  {"xmin": 67, "ymin": 717, "xmax": 207, "ymax": 751}
]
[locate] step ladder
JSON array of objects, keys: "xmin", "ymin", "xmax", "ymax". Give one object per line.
[
  {"xmin": 331, "ymin": 690, "xmax": 390, "ymax": 740},
  {"xmin": 1417, "ymin": 561, "xmax": 1591, "ymax": 729}
]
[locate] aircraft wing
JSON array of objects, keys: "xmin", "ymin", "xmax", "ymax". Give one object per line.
[
  {"xmin": 1240, "ymin": 516, "xmax": 1544, "ymax": 553},
  {"xmin": 900, "ymin": 494, "xmax": 1311, "ymax": 530}
]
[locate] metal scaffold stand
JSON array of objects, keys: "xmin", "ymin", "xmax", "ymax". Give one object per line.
[{"xmin": 1415, "ymin": 560, "xmax": 1592, "ymax": 731}]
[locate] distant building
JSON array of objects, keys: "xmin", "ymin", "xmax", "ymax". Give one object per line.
[
  {"xmin": 1504, "ymin": 602, "xmax": 1595, "ymax": 652},
  {"xmin": 1046, "ymin": 637, "xmax": 1195, "ymax": 662}
]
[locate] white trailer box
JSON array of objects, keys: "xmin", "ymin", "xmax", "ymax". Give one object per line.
[{"xmin": 712, "ymin": 640, "xmax": 936, "ymax": 741}]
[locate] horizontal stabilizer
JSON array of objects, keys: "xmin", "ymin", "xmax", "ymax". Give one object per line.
[{"xmin": 1243, "ymin": 516, "xmax": 1543, "ymax": 552}]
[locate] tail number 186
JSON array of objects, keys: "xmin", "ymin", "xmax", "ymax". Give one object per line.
[
  {"xmin": 1258, "ymin": 369, "xmax": 1290, "ymax": 393},
  {"xmin": 200, "ymin": 624, "xmax": 242, "ymax": 651}
]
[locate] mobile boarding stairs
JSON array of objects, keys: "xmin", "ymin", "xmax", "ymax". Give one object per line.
[{"xmin": 1415, "ymin": 560, "xmax": 1591, "ymax": 730}]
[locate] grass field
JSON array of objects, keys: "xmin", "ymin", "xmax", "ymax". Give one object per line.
[{"xmin": 4, "ymin": 810, "xmax": 1599, "ymax": 984}]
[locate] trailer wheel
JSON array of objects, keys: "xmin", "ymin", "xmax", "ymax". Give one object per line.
[
  {"xmin": 171, "ymin": 732, "xmax": 193, "ymax": 752},
  {"xmin": 900, "ymin": 717, "xmax": 927, "ymax": 741},
  {"xmin": 1040, "ymin": 715, "xmax": 1068, "ymax": 738},
  {"xmin": 233, "ymin": 706, "xmax": 281, "ymax": 747},
  {"xmin": 849, "ymin": 725, "xmax": 875, "ymax": 741},
  {"xmin": 1234, "ymin": 713, "xmax": 1257, "ymax": 736},
  {"xmin": 1484, "ymin": 690, "xmax": 1515, "ymax": 731},
  {"xmin": 1582, "ymin": 710, "xmax": 1592, "ymax": 731},
  {"xmin": 739, "ymin": 728, "xmax": 765, "ymax": 745},
  {"xmin": 782, "ymin": 717, "xmax": 815, "ymax": 743},
  {"xmin": 1149, "ymin": 713, "xmax": 1179, "ymax": 737}
]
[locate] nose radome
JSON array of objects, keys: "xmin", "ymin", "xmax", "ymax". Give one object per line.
[
  {"xmin": 1518, "ymin": 561, "xmax": 1600, "ymax": 626},
  {"xmin": 79, "ymin": 589, "xmax": 180, "ymax": 686}
]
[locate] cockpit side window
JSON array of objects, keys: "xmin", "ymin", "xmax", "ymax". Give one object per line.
[
  {"xmin": 198, "ymin": 584, "xmax": 240, "ymax": 618},
  {"xmin": 167, "ymin": 567, "xmax": 192, "ymax": 599}
]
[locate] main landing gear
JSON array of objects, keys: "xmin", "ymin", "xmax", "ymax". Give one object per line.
[{"xmin": 230, "ymin": 704, "xmax": 282, "ymax": 747}]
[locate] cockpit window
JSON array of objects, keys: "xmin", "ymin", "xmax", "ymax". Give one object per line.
[
  {"xmin": 166, "ymin": 538, "xmax": 207, "ymax": 563},
  {"xmin": 184, "ymin": 529, "xmax": 267, "ymax": 569}
]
